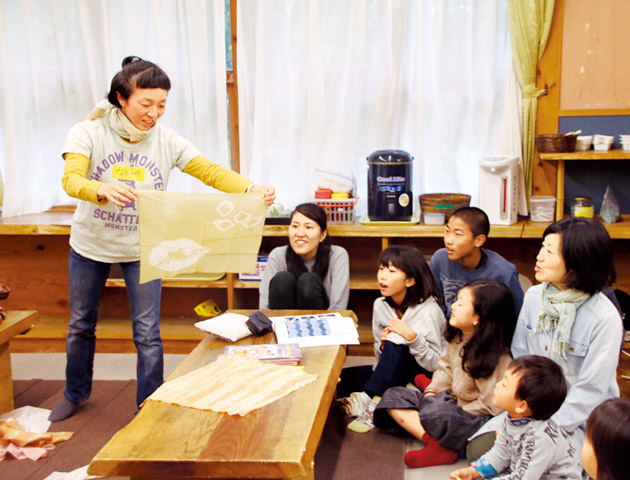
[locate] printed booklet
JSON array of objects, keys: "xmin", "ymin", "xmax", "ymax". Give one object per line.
[
  {"xmin": 224, "ymin": 343, "xmax": 302, "ymax": 365},
  {"xmin": 271, "ymin": 312, "xmax": 360, "ymax": 348}
]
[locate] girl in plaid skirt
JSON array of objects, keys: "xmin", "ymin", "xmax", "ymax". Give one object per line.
[{"xmin": 374, "ymin": 279, "xmax": 517, "ymax": 468}]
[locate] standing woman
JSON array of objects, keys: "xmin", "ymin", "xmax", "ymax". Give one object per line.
[
  {"xmin": 50, "ymin": 56, "xmax": 275, "ymax": 422},
  {"xmin": 259, "ymin": 203, "xmax": 349, "ymax": 310},
  {"xmin": 511, "ymin": 217, "xmax": 623, "ymax": 452}
]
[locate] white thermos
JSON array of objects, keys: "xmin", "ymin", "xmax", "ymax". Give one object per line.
[{"xmin": 478, "ymin": 156, "xmax": 519, "ymax": 225}]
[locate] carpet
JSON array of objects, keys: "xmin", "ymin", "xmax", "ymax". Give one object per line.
[
  {"xmin": 3, "ymin": 380, "xmax": 405, "ymax": 479},
  {"xmin": 314, "ymin": 403, "xmax": 406, "ymax": 480}
]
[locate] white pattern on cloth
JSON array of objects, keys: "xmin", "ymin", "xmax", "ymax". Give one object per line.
[{"xmin": 149, "ymin": 238, "xmax": 210, "ymax": 271}]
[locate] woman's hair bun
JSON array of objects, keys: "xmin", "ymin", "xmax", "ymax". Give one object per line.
[{"xmin": 122, "ymin": 56, "xmax": 143, "ymax": 67}]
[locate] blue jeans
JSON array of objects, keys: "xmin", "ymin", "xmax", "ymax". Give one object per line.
[
  {"xmin": 337, "ymin": 341, "xmax": 430, "ymax": 397},
  {"xmin": 65, "ymin": 249, "xmax": 163, "ymax": 407}
]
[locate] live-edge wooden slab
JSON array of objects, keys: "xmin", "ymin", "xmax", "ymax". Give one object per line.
[{"xmin": 88, "ymin": 310, "xmax": 352, "ymax": 479}]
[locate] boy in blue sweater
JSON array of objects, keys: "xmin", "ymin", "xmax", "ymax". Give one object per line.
[{"xmin": 430, "ymin": 207, "xmax": 523, "ymax": 318}]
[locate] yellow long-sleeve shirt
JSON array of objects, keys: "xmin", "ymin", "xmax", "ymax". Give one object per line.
[{"xmin": 62, "ymin": 152, "xmax": 251, "ymax": 204}]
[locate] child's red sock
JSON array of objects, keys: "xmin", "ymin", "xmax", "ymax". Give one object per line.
[
  {"xmin": 404, "ymin": 433, "xmax": 459, "ymax": 468},
  {"xmin": 413, "ymin": 374, "xmax": 432, "ymax": 391}
]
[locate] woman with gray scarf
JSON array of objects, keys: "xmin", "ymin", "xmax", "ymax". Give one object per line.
[
  {"xmin": 511, "ymin": 217, "xmax": 623, "ymax": 456},
  {"xmin": 50, "ymin": 56, "xmax": 275, "ymax": 423}
]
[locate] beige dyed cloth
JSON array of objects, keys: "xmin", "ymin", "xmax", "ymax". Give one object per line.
[
  {"xmin": 147, "ymin": 354, "xmax": 317, "ymax": 416},
  {"xmin": 138, "ymin": 191, "xmax": 266, "ymax": 283}
]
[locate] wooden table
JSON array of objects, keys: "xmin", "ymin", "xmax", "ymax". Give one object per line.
[
  {"xmin": 88, "ymin": 310, "xmax": 355, "ymax": 480},
  {"xmin": 0, "ymin": 310, "xmax": 39, "ymax": 412}
]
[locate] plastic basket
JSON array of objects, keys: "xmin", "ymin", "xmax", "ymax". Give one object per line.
[{"xmin": 315, "ymin": 197, "xmax": 359, "ymax": 224}]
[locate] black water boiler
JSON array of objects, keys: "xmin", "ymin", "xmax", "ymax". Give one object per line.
[{"xmin": 367, "ymin": 149, "xmax": 413, "ymax": 221}]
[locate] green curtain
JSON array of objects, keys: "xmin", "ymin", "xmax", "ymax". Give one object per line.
[{"xmin": 507, "ymin": 0, "xmax": 556, "ymax": 199}]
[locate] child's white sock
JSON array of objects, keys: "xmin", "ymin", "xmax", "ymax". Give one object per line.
[
  {"xmin": 338, "ymin": 391, "xmax": 371, "ymax": 417},
  {"xmin": 347, "ymin": 395, "xmax": 381, "ymax": 433}
]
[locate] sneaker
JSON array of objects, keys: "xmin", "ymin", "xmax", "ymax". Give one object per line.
[{"xmin": 347, "ymin": 395, "xmax": 381, "ymax": 433}]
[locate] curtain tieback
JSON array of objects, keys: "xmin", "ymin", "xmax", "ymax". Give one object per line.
[{"xmin": 521, "ymin": 83, "xmax": 547, "ymax": 99}]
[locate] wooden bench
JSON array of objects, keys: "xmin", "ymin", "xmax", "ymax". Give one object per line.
[{"xmin": 0, "ymin": 310, "xmax": 39, "ymax": 412}]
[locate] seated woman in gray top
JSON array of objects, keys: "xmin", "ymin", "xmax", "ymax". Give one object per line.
[{"xmin": 259, "ymin": 203, "xmax": 350, "ymax": 310}]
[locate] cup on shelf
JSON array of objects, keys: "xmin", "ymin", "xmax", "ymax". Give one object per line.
[
  {"xmin": 422, "ymin": 212, "xmax": 445, "ymax": 225},
  {"xmin": 529, "ymin": 196, "xmax": 556, "ymax": 222},
  {"xmin": 576, "ymin": 135, "xmax": 593, "ymax": 151},
  {"xmin": 593, "ymin": 134, "xmax": 614, "ymax": 151},
  {"xmin": 620, "ymin": 134, "xmax": 630, "ymax": 152}
]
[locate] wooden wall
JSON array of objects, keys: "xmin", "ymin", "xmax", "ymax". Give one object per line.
[{"xmin": 560, "ymin": 0, "xmax": 630, "ymax": 112}]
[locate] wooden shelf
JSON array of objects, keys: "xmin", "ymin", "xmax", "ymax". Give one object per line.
[
  {"xmin": 539, "ymin": 149, "xmax": 630, "ymax": 220},
  {"xmin": 232, "ymin": 280, "xmax": 262, "ymax": 289},
  {"xmin": 1, "ymin": 212, "xmax": 528, "ymax": 238},
  {"xmin": 267, "ymin": 221, "xmax": 526, "ymax": 239},
  {"xmin": 233, "ymin": 271, "xmax": 378, "ymax": 290},
  {"xmin": 9, "ymin": 314, "xmax": 205, "ymax": 354},
  {"xmin": 3, "ymin": 211, "xmax": 629, "ymax": 238},
  {"xmin": 539, "ymin": 149, "xmax": 630, "ymax": 161},
  {"xmin": 106, "ymin": 276, "xmax": 229, "ymax": 288},
  {"xmin": 3, "ymin": 210, "xmax": 630, "ymax": 355},
  {"xmin": 349, "ymin": 271, "xmax": 378, "ymax": 290},
  {"xmin": 522, "ymin": 214, "xmax": 630, "ymax": 238}
]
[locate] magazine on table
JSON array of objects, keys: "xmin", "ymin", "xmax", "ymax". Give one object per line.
[
  {"xmin": 224, "ymin": 343, "xmax": 302, "ymax": 365},
  {"xmin": 271, "ymin": 312, "xmax": 359, "ymax": 348}
]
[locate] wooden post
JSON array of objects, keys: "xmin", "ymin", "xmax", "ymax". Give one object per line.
[
  {"xmin": 227, "ymin": 0, "xmax": 240, "ymax": 173},
  {"xmin": 533, "ymin": 0, "xmax": 564, "ymax": 197}
]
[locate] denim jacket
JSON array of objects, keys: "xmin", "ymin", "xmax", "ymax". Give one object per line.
[{"xmin": 511, "ymin": 283, "xmax": 623, "ymax": 433}]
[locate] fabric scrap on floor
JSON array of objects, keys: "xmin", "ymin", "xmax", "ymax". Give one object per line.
[{"xmin": 0, "ymin": 406, "xmax": 73, "ymax": 461}]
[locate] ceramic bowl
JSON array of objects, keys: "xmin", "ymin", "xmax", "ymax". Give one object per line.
[
  {"xmin": 594, "ymin": 143, "xmax": 612, "ymax": 152},
  {"xmin": 593, "ymin": 134, "xmax": 614, "ymax": 144}
]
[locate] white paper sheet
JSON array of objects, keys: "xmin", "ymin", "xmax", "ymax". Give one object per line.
[
  {"xmin": 42, "ymin": 465, "xmax": 101, "ymax": 480},
  {"xmin": 0, "ymin": 406, "xmax": 52, "ymax": 433}
]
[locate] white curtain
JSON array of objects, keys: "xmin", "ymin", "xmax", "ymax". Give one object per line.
[
  {"xmin": 237, "ymin": 0, "xmax": 521, "ymax": 216},
  {"xmin": 0, "ymin": 0, "xmax": 229, "ymax": 218}
]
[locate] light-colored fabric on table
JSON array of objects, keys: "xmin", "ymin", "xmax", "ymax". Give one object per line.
[{"xmin": 147, "ymin": 354, "xmax": 317, "ymax": 416}]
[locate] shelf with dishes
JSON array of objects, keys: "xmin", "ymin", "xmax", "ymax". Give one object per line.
[
  {"xmin": 3, "ymin": 211, "xmax": 628, "ymax": 238},
  {"xmin": 538, "ymin": 149, "xmax": 630, "ymax": 220}
]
